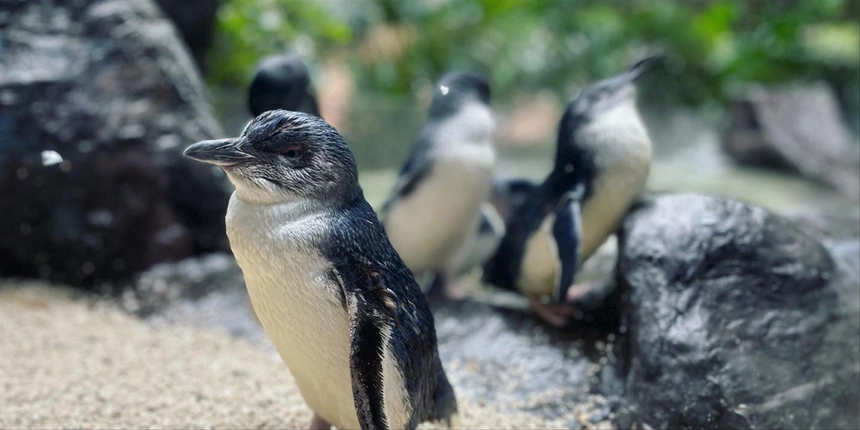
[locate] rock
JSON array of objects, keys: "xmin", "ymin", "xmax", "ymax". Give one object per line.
[
  {"xmin": 720, "ymin": 83, "xmax": 860, "ymax": 197},
  {"xmin": 614, "ymin": 194, "xmax": 859, "ymax": 429},
  {"xmin": 0, "ymin": 0, "xmax": 231, "ymax": 287},
  {"xmin": 120, "ymin": 253, "xmax": 243, "ymax": 317},
  {"xmin": 784, "ymin": 207, "xmax": 860, "ymax": 241},
  {"xmin": 153, "ymin": 0, "xmax": 219, "ymax": 71}
]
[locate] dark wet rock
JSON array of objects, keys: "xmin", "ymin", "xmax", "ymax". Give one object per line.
[
  {"xmin": 153, "ymin": 0, "xmax": 219, "ymax": 71},
  {"xmin": 120, "ymin": 253, "xmax": 242, "ymax": 317},
  {"xmin": 720, "ymin": 84, "xmax": 860, "ymax": 197},
  {"xmin": 614, "ymin": 193, "xmax": 860, "ymax": 429},
  {"xmin": 433, "ymin": 299, "xmax": 622, "ymax": 423},
  {"xmin": 0, "ymin": 0, "xmax": 231, "ymax": 287}
]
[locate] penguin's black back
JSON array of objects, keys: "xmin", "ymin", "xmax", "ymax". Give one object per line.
[
  {"xmin": 483, "ymin": 182, "xmax": 556, "ymax": 291},
  {"xmin": 320, "ymin": 193, "xmax": 457, "ymax": 428}
]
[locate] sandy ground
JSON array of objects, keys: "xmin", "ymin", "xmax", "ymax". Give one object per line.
[{"xmin": 0, "ymin": 282, "xmax": 587, "ymax": 429}]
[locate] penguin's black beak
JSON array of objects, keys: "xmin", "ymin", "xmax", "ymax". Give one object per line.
[
  {"xmin": 625, "ymin": 55, "xmax": 662, "ymax": 82},
  {"xmin": 184, "ymin": 138, "xmax": 255, "ymax": 167},
  {"xmin": 601, "ymin": 55, "xmax": 662, "ymax": 97}
]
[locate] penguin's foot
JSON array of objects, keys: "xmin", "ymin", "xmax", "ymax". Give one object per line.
[
  {"xmin": 426, "ymin": 274, "xmax": 466, "ymax": 301},
  {"xmin": 439, "ymin": 278, "xmax": 466, "ymax": 300},
  {"xmin": 308, "ymin": 413, "xmax": 331, "ymax": 430},
  {"xmin": 528, "ymin": 296, "xmax": 575, "ymax": 328},
  {"xmin": 528, "ymin": 281, "xmax": 598, "ymax": 328}
]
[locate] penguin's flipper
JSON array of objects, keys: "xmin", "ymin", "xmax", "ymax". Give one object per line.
[
  {"xmin": 346, "ymin": 289, "xmax": 392, "ymax": 430},
  {"xmin": 380, "ymin": 158, "xmax": 432, "ymax": 218},
  {"xmin": 380, "ymin": 134, "xmax": 434, "ymax": 218},
  {"xmin": 551, "ymin": 187, "xmax": 584, "ymax": 303}
]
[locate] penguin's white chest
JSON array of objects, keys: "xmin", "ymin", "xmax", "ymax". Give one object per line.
[
  {"xmin": 519, "ymin": 214, "xmax": 559, "ymax": 296},
  {"xmin": 226, "ymin": 197, "xmax": 360, "ymax": 429},
  {"xmin": 385, "ymin": 145, "xmax": 495, "ymax": 275},
  {"xmin": 577, "ymin": 109, "xmax": 652, "ymax": 260}
]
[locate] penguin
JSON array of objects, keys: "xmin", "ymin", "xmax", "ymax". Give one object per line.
[
  {"xmin": 438, "ymin": 178, "xmax": 537, "ymax": 277},
  {"xmin": 424, "ymin": 177, "xmax": 536, "ymax": 297},
  {"xmin": 248, "ymin": 53, "xmax": 320, "ymax": 117},
  {"xmin": 381, "ymin": 72, "xmax": 496, "ymax": 296},
  {"xmin": 483, "ymin": 58, "xmax": 656, "ymax": 318},
  {"xmin": 183, "ymin": 110, "xmax": 458, "ymax": 430}
]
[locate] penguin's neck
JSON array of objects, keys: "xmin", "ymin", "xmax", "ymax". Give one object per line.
[
  {"xmin": 430, "ymin": 101, "xmax": 495, "ymax": 156},
  {"xmin": 544, "ymin": 136, "xmax": 595, "ymax": 202}
]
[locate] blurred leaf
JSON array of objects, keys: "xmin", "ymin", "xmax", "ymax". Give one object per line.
[
  {"xmin": 206, "ymin": 0, "xmax": 860, "ymax": 112},
  {"xmin": 803, "ymin": 22, "xmax": 860, "ymax": 65}
]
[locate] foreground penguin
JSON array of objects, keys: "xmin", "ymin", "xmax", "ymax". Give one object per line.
[
  {"xmin": 248, "ymin": 53, "xmax": 320, "ymax": 117},
  {"xmin": 484, "ymin": 58, "xmax": 656, "ymax": 322},
  {"xmin": 382, "ymin": 72, "xmax": 496, "ymax": 295},
  {"xmin": 184, "ymin": 110, "xmax": 457, "ymax": 430}
]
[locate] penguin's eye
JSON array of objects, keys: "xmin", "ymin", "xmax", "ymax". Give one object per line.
[{"xmin": 280, "ymin": 145, "xmax": 303, "ymax": 160}]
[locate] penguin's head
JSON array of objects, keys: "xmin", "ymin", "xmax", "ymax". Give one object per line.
[
  {"xmin": 427, "ymin": 71, "xmax": 491, "ymax": 120},
  {"xmin": 567, "ymin": 56, "xmax": 657, "ymax": 121},
  {"xmin": 555, "ymin": 56, "xmax": 658, "ymax": 167},
  {"xmin": 184, "ymin": 110, "xmax": 359, "ymax": 205},
  {"xmin": 248, "ymin": 54, "xmax": 320, "ymax": 117}
]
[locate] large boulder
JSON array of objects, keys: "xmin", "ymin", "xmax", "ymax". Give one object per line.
[
  {"xmin": 615, "ymin": 194, "xmax": 859, "ymax": 429},
  {"xmin": 0, "ymin": 0, "xmax": 231, "ymax": 287}
]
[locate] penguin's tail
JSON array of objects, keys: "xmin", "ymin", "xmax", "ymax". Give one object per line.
[
  {"xmin": 433, "ymin": 373, "xmax": 459, "ymax": 429},
  {"xmin": 442, "ymin": 412, "xmax": 461, "ymax": 429}
]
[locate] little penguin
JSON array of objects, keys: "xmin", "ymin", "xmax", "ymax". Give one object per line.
[
  {"xmin": 183, "ymin": 110, "xmax": 458, "ymax": 430},
  {"xmin": 441, "ymin": 178, "xmax": 537, "ymax": 276},
  {"xmin": 248, "ymin": 53, "xmax": 320, "ymax": 117},
  {"xmin": 425, "ymin": 177, "xmax": 537, "ymax": 296},
  {"xmin": 381, "ymin": 72, "xmax": 496, "ymax": 296},
  {"xmin": 483, "ymin": 57, "xmax": 657, "ymax": 316}
]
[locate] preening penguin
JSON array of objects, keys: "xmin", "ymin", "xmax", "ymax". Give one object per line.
[
  {"xmin": 484, "ymin": 58, "xmax": 656, "ymax": 317},
  {"xmin": 184, "ymin": 110, "xmax": 457, "ymax": 430},
  {"xmin": 381, "ymin": 72, "xmax": 496, "ymax": 295},
  {"xmin": 248, "ymin": 53, "xmax": 320, "ymax": 117}
]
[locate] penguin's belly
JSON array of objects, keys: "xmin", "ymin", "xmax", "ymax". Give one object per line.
[
  {"xmin": 226, "ymin": 202, "xmax": 359, "ymax": 428},
  {"xmin": 443, "ymin": 203, "xmax": 503, "ymax": 275},
  {"xmin": 240, "ymin": 248, "xmax": 360, "ymax": 428},
  {"xmin": 579, "ymin": 161, "xmax": 648, "ymax": 262},
  {"xmin": 385, "ymin": 158, "xmax": 493, "ymax": 275},
  {"xmin": 517, "ymin": 166, "xmax": 647, "ymax": 297},
  {"xmin": 518, "ymin": 215, "xmax": 559, "ymax": 297}
]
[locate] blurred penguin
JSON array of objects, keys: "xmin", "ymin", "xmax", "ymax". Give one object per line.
[
  {"xmin": 248, "ymin": 53, "xmax": 320, "ymax": 117},
  {"xmin": 424, "ymin": 177, "xmax": 536, "ymax": 296},
  {"xmin": 484, "ymin": 57, "xmax": 658, "ymax": 326},
  {"xmin": 381, "ymin": 72, "xmax": 496, "ymax": 298}
]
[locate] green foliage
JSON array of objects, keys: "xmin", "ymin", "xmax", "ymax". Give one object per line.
[
  {"xmin": 208, "ymin": 0, "xmax": 859, "ymax": 107},
  {"xmin": 207, "ymin": 0, "xmax": 352, "ymax": 85}
]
